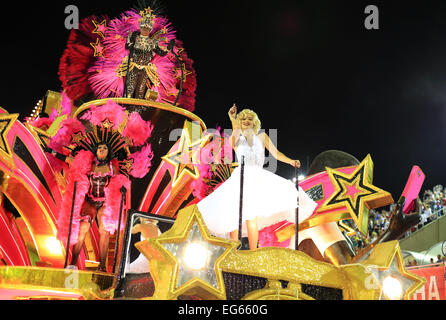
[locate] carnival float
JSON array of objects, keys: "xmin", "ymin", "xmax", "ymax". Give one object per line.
[{"xmin": 0, "ymin": 3, "xmax": 426, "ymax": 300}]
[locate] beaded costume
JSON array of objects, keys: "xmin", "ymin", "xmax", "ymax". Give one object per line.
[{"xmin": 125, "ymin": 31, "xmax": 168, "ymax": 99}]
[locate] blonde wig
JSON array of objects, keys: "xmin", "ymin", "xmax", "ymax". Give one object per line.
[{"xmin": 236, "ymin": 109, "xmax": 261, "ymax": 134}]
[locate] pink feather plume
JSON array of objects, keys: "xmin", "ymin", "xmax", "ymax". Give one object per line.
[
  {"xmin": 128, "ymin": 144, "xmax": 154, "ymax": 178},
  {"xmin": 48, "ymin": 118, "xmax": 85, "ymax": 153},
  {"xmin": 56, "ymin": 150, "xmax": 94, "ymax": 246},
  {"xmin": 60, "ymin": 91, "xmax": 73, "ymax": 116},
  {"xmin": 80, "ymin": 99, "xmax": 126, "ymax": 129},
  {"xmin": 122, "ymin": 112, "xmax": 153, "ymax": 146}
]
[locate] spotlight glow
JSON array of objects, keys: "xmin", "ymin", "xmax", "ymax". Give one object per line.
[
  {"xmin": 382, "ymin": 276, "xmax": 403, "ymax": 300},
  {"xmin": 44, "ymin": 236, "xmax": 64, "ymax": 256},
  {"xmin": 183, "ymin": 242, "xmax": 208, "ymax": 270}
]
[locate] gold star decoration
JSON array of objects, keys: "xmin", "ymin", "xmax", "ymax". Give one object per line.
[
  {"xmin": 90, "ymin": 38, "xmax": 105, "ymax": 58},
  {"xmin": 135, "ymin": 204, "xmax": 238, "ymax": 300},
  {"xmin": 92, "ymin": 20, "xmax": 107, "ymax": 38},
  {"xmin": 360, "ymin": 241, "xmax": 426, "ymax": 300},
  {"xmin": 164, "ymin": 85, "xmax": 179, "ymax": 98},
  {"xmin": 174, "ymin": 63, "xmax": 192, "ymax": 80},
  {"xmin": 121, "ymin": 159, "xmax": 133, "ymax": 172},
  {"xmin": 101, "ymin": 119, "xmax": 113, "ymax": 129},
  {"xmin": 317, "ymin": 154, "xmax": 393, "ymax": 235},
  {"xmin": 140, "ymin": 7, "xmax": 154, "ymax": 17},
  {"xmin": 161, "ymin": 122, "xmax": 211, "ymax": 187},
  {"xmin": 167, "ymin": 47, "xmax": 184, "ymax": 64},
  {"xmin": 92, "ymin": 19, "xmax": 107, "ymax": 38},
  {"xmin": 133, "ymin": 209, "xmax": 421, "ymax": 300},
  {"xmin": 138, "ymin": 7, "xmax": 155, "ymax": 25},
  {"xmin": 0, "ymin": 113, "xmax": 18, "ymax": 168},
  {"xmin": 71, "ymin": 131, "xmax": 84, "ymax": 145}
]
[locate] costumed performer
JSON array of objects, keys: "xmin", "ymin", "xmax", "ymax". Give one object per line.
[
  {"xmin": 197, "ymin": 104, "xmax": 317, "ymax": 249},
  {"xmin": 46, "ymin": 100, "xmax": 154, "ymax": 272},
  {"xmin": 47, "ymin": 141, "xmax": 128, "ymax": 272},
  {"xmin": 125, "ymin": 7, "xmax": 172, "ymax": 99}
]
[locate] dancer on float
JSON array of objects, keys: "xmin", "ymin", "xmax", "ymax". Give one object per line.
[
  {"xmin": 125, "ymin": 7, "xmax": 170, "ymax": 99},
  {"xmin": 47, "ymin": 140, "xmax": 125, "ymax": 272},
  {"xmin": 197, "ymin": 104, "xmax": 317, "ymax": 249}
]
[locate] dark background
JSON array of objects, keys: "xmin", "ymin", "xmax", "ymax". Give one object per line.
[{"xmin": 1, "ymin": 0, "xmax": 445, "ymax": 201}]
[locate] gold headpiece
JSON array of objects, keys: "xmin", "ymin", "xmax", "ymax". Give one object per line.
[{"xmin": 139, "ymin": 7, "xmax": 155, "ymax": 28}]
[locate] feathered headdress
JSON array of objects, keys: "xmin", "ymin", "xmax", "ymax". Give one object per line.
[
  {"xmin": 49, "ymin": 99, "xmax": 154, "ymax": 178},
  {"xmin": 138, "ymin": 7, "xmax": 155, "ymax": 28},
  {"xmin": 58, "ymin": 2, "xmax": 197, "ymax": 111},
  {"xmin": 134, "ymin": 0, "xmax": 166, "ymax": 19}
]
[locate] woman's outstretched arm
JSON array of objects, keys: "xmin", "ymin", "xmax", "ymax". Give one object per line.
[{"xmin": 259, "ymin": 132, "xmax": 301, "ymax": 168}]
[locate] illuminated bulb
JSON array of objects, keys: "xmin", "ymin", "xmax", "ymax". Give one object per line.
[
  {"xmin": 45, "ymin": 237, "xmax": 64, "ymax": 256},
  {"xmin": 382, "ymin": 276, "xmax": 403, "ymax": 300},
  {"xmin": 183, "ymin": 242, "xmax": 208, "ymax": 270},
  {"xmin": 298, "ymin": 175, "xmax": 306, "ymax": 181}
]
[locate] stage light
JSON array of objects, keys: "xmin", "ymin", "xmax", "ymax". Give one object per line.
[
  {"xmin": 183, "ymin": 242, "xmax": 208, "ymax": 270},
  {"xmin": 44, "ymin": 236, "xmax": 64, "ymax": 256},
  {"xmin": 382, "ymin": 275, "xmax": 403, "ymax": 300}
]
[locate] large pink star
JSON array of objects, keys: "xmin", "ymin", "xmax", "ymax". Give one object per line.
[{"xmin": 345, "ymin": 183, "xmax": 362, "ymax": 201}]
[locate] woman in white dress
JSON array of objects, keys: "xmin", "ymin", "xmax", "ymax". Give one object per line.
[{"xmin": 197, "ymin": 104, "xmax": 317, "ymax": 249}]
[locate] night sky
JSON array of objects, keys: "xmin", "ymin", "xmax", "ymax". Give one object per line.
[{"xmin": 1, "ymin": 0, "xmax": 445, "ymax": 201}]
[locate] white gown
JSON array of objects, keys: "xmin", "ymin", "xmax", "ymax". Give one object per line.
[{"xmin": 197, "ymin": 134, "xmax": 317, "ymax": 238}]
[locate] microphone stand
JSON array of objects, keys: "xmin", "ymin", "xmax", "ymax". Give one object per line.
[
  {"xmin": 64, "ymin": 182, "xmax": 78, "ymax": 268},
  {"xmin": 238, "ymin": 156, "xmax": 245, "ymax": 248},
  {"xmin": 112, "ymin": 187, "xmax": 127, "ymax": 274},
  {"xmin": 295, "ymin": 167, "xmax": 299, "ymax": 251}
]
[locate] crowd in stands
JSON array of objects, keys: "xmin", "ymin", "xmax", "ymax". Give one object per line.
[
  {"xmin": 343, "ymin": 185, "xmax": 446, "ymax": 258},
  {"xmin": 406, "ymin": 254, "xmax": 446, "ymax": 267},
  {"xmin": 345, "ymin": 207, "xmax": 393, "ymax": 253},
  {"xmin": 404, "ymin": 184, "xmax": 446, "ymax": 237}
]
